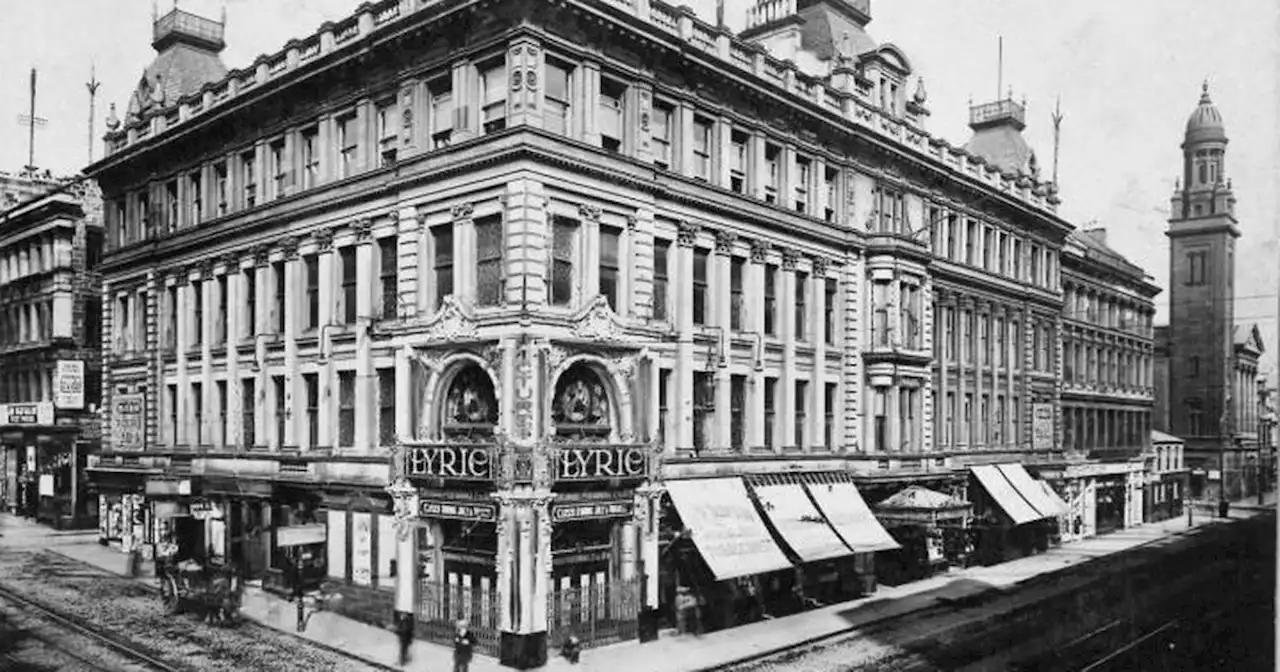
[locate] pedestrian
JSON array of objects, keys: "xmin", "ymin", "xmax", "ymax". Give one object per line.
[
  {"xmin": 396, "ymin": 613, "xmax": 414, "ymax": 666},
  {"xmin": 453, "ymin": 620, "xmax": 475, "ymax": 672},
  {"xmin": 561, "ymin": 633, "xmax": 581, "ymax": 664}
]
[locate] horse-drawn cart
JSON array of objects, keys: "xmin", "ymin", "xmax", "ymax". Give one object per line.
[{"xmin": 157, "ymin": 558, "xmax": 242, "ymax": 625}]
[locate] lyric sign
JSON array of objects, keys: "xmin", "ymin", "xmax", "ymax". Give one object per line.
[
  {"xmin": 404, "ymin": 445, "xmax": 494, "ymax": 480},
  {"xmin": 555, "ymin": 445, "xmax": 648, "ymax": 482},
  {"xmin": 419, "ymin": 499, "xmax": 497, "ymax": 522}
]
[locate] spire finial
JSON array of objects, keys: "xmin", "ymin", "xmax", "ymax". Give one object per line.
[{"xmin": 1200, "ymin": 78, "xmax": 1212, "ymax": 103}]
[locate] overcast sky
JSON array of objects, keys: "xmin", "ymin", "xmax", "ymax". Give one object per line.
[{"xmin": 2, "ymin": 0, "xmax": 1276, "ymax": 375}]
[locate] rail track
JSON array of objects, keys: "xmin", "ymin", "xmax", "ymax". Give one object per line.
[{"xmin": 0, "ymin": 580, "xmax": 189, "ymax": 672}]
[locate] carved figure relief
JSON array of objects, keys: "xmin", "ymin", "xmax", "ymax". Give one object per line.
[
  {"xmin": 552, "ymin": 364, "xmax": 611, "ymax": 440},
  {"xmin": 441, "ymin": 364, "xmax": 499, "ymax": 439}
]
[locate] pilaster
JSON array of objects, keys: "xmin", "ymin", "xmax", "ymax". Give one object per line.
[
  {"xmin": 780, "ymin": 249, "xmax": 798, "ymax": 448},
  {"xmin": 747, "ymin": 241, "xmax": 767, "ymax": 449},
  {"xmin": 355, "ymin": 222, "xmax": 374, "ymax": 453},
  {"xmin": 713, "ymin": 231, "xmax": 734, "ymax": 450},
  {"xmin": 283, "ymin": 240, "xmax": 300, "ymax": 449},
  {"xmin": 318, "ymin": 230, "xmax": 336, "ymax": 449},
  {"xmin": 226, "ymin": 263, "xmax": 243, "ymax": 448},
  {"xmin": 675, "ymin": 222, "xmax": 698, "ymax": 451}
]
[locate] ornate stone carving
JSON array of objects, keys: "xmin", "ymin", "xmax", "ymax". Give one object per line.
[
  {"xmin": 750, "ymin": 240, "xmax": 770, "ymax": 263},
  {"xmin": 387, "ymin": 210, "xmax": 400, "ymax": 226},
  {"xmin": 451, "ymin": 203, "xmax": 474, "ymax": 221},
  {"xmin": 353, "ymin": 218, "xmax": 373, "ymax": 242},
  {"xmin": 420, "ymin": 295, "xmax": 478, "ymax": 343},
  {"xmin": 314, "ymin": 227, "xmax": 334, "ymax": 252},
  {"xmin": 578, "ymin": 203, "xmax": 602, "ymax": 222},
  {"xmin": 571, "ymin": 295, "xmax": 626, "ymax": 343},
  {"xmin": 197, "ymin": 257, "xmax": 215, "ymax": 279},
  {"xmin": 384, "ymin": 477, "xmax": 419, "ymax": 541},
  {"xmin": 714, "ymin": 230, "xmax": 737, "ymax": 256},
  {"xmin": 252, "ymin": 244, "xmax": 271, "ymax": 268},
  {"xmin": 626, "ymin": 214, "xmax": 639, "ymax": 231},
  {"xmin": 781, "ymin": 248, "xmax": 800, "ymax": 271},
  {"xmin": 525, "ymin": 68, "xmax": 538, "ymax": 91},
  {"xmin": 811, "ymin": 256, "xmax": 829, "ymax": 277},
  {"xmin": 221, "ymin": 251, "xmax": 242, "ymax": 270},
  {"xmin": 676, "ymin": 221, "xmax": 700, "ymax": 248},
  {"xmin": 280, "ymin": 236, "xmax": 300, "ymax": 260},
  {"xmin": 511, "ymin": 69, "xmax": 523, "ymax": 90}
]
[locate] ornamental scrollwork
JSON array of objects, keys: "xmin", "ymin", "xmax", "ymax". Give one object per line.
[
  {"xmin": 252, "ymin": 244, "xmax": 271, "ymax": 267},
  {"xmin": 676, "ymin": 221, "xmax": 700, "ymax": 248},
  {"xmin": 626, "ymin": 214, "xmax": 639, "ymax": 231},
  {"xmin": 354, "ymin": 218, "xmax": 373, "ymax": 242},
  {"xmin": 314, "ymin": 227, "xmax": 334, "ymax": 252},
  {"xmin": 578, "ymin": 203, "xmax": 602, "ymax": 222},
  {"xmin": 451, "ymin": 203, "xmax": 474, "ymax": 221},
  {"xmin": 280, "ymin": 236, "xmax": 300, "ymax": 260},
  {"xmin": 714, "ymin": 230, "xmax": 737, "ymax": 256},
  {"xmin": 750, "ymin": 240, "xmax": 770, "ymax": 263},
  {"xmin": 811, "ymin": 256, "xmax": 829, "ymax": 277},
  {"xmin": 781, "ymin": 248, "xmax": 800, "ymax": 271}
]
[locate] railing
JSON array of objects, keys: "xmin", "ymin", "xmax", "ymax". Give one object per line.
[
  {"xmin": 969, "ymin": 99, "xmax": 1026, "ymax": 127},
  {"xmin": 153, "ymin": 9, "xmax": 224, "ymax": 45}
]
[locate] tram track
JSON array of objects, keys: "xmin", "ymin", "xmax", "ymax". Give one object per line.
[{"xmin": 0, "ymin": 580, "xmax": 190, "ymax": 672}]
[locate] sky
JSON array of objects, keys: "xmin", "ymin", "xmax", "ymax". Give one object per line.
[{"xmin": 1, "ymin": 0, "xmax": 1276, "ymax": 376}]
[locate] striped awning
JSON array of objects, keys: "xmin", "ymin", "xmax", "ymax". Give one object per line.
[
  {"xmin": 666, "ymin": 478, "xmax": 793, "ymax": 581},
  {"xmin": 806, "ymin": 481, "xmax": 901, "ymax": 552},
  {"xmin": 752, "ymin": 483, "xmax": 852, "ymax": 563},
  {"xmin": 971, "ymin": 464, "xmax": 1065, "ymax": 525}
]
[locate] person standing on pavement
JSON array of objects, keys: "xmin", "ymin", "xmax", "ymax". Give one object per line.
[
  {"xmin": 396, "ymin": 612, "xmax": 414, "ymax": 666},
  {"xmin": 453, "ymin": 620, "xmax": 475, "ymax": 672}
]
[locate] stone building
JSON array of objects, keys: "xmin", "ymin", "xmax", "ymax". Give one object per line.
[
  {"xmin": 0, "ymin": 177, "xmax": 105, "ymax": 528},
  {"xmin": 84, "ymin": 0, "xmax": 1108, "ymax": 667},
  {"xmin": 1155, "ymin": 83, "xmax": 1268, "ymax": 503}
]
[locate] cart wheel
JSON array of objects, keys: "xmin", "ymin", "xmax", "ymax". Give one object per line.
[{"xmin": 161, "ymin": 576, "xmax": 180, "ymax": 614}]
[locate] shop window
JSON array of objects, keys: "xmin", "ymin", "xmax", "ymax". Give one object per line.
[
  {"xmin": 552, "ymin": 363, "xmax": 612, "ymax": 440},
  {"xmin": 441, "ymin": 364, "xmax": 499, "ymax": 440}
]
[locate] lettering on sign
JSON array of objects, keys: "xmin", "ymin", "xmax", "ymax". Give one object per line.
[
  {"xmin": 0, "ymin": 402, "xmax": 54, "ymax": 426},
  {"xmin": 55, "ymin": 360, "xmax": 85, "ymax": 410},
  {"xmin": 113, "ymin": 394, "xmax": 146, "ymax": 451},
  {"xmin": 405, "ymin": 445, "xmax": 493, "ymax": 480},
  {"xmin": 1031, "ymin": 403, "xmax": 1054, "ymax": 451},
  {"xmin": 551, "ymin": 500, "xmax": 634, "ymax": 522},
  {"xmin": 556, "ymin": 446, "xmax": 648, "ymax": 481},
  {"xmin": 419, "ymin": 499, "xmax": 497, "ymax": 521}
]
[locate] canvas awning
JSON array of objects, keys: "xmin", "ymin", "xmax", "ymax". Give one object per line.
[
  {"xmin": 998, "ymin": 463, "xmax": 1071, "ymax": 519},
  {"xmin": 752, "ymin": 484, "xmax": 852, "ymax": 563},
  {"xmin": 1036, "ymin": 480, "xmax": 1071, "ymax": 517},
  {"xmin": 971, "ymin": 464, "xmax": 1060, "ymax": 525},
  {"xmin": 666, "ymin": 478, "xmax": 793, "ymax": 581},
  {"xmin": 806, "ymin": 481, "xmax": 901, "ymax": 552},
  {"xmin": 876, "ymin": 485, "xmax": 972, "ymax": 524}
]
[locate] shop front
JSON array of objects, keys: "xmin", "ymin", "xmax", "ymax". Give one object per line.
[
  {"xmin": 1, "ymin": 402, "xmax": 93, "ymax": 527},
  {"xmin": 969, "ymin": 464, "xmax": 1069, "ymax": 565},
  {"xmin": 1144, "ymin": 471, "xmax": 1188, "ymax": 523},
  {"xmin": 873, "ymin": 485, "xmax": 973, "ymax": 584}
]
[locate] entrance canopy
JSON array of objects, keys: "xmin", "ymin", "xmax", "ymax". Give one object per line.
[
  {"xmin": 806, "ymin": 482, "xmax": 901, "ymax": 552},
  {"xmin": 666, "ymin": 478, "xmax": 792, "ymax": 581},
  {"xmin": 752, "ymin": 483, "xmax": 851, "ymax": 563},
  {"xmin": 972, "ymin": 464, "xmax": 1063, "ymax": 525}
]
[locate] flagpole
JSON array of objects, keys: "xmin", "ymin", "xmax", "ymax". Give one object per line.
[{"xmin": 28, "ymin": 68, "xmax": 38, "ymax": 170}]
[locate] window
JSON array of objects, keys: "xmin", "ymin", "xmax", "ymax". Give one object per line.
[
  {"xmin": 480, "ymin": 62, "xmax": 506, "ymax": 134},
  {"xmin": 339, "ymin": 371, "xmax": 356, "ymax": 447},
  {"xmin": 242, "ymin": 272, "xmax": 256, "ymax": 338},
  {"xmin": 764, "ymin": 264, "xmax": 778, "ymax": 335},
  {"xmin": 214, "ymin": 162, "xmax": 228, "ymax": 216},
  {"xmin": 658, "ymin": 368, "xmax": 671, "ymax": 447},
  {"xmin": 998, "ymin": 232, "xmax": 1008, "ymax": 275},
  {"xmin": 729, "ymin": 130, "xmax": 748, "ymax": 193},
  {"xmin": 241, "ymin": 150, "xmax": 256, "ymax": 208},
  {"xmin": 273, "ymin": 261, "xmax": 286, "ymax": 333},
  {"xmin": 874, "ymin": 186, "xmax": 904, "ymax": 233},
  {"xmin": 551, "ymin": 217, "xmax": 577, "ymax": 307},
  {"xmin": 824, "ymin": 168, "xmax": 839, "ymax": 223},
  {"xmin": 189, "ymin": 172, "xmax": 202, "ymax": 225},
  {"xmin": 305, "ymin": 373, "xmax": 319, "ymax": 448},
  {"xmin": 979, "ymin": 313, "xmax": 989, "ymax": 366},
  {"xmin": 166, "ymin": 181, "xmax": 179, "ymax": 233},
  {"xmin": 599, "ymin": 78, "xmax": 625, "ymax": 152},
  {"xmin": 273, "ymin": 375, "xmax": 286, "ymax": 447},
  {"xmin": 165, "ymin": 286, "xmax": 178, "ymax": 350},
  {"xmin": 191, "ymin": 280, "xmax": 204, "ymax": 347},
  {"xmin": 432, "ymin": 224, "xmax": 453, "ymax": 306},
  {"xmin": 216, "ymin": 275, "xmax": 227, "ymax": 344},
  {"xmin": 873, "ymin": 388, "xmax": 887, "ymax": 452},
  {"xmin": 873, "ymin": 282, "xmax": 890, "ymax": 347},
  {"xmin": 378, "ymin": 368, "xmax": 396, "ymax": 447},
  {"xmin": 794, "ymin": 381, "xmax": 808, "ymax": 449},
  {"xmin": 730, "ymin": 375, "xmax": 746, "ymax": 451},
  {"xmin": 692, "ymin": 248, "xmax": 709, "ymax": 326},
  {"xmin": 794, "ymin": 156, "xmax": 810, "ymax": 213},
  {"xmin": 824, "ymin": 278, "xmax": 838, "ymax": 345},
  {"xmin": 337, "ymin": 114, "xmax": 357, "ymax": 179},
  {"xmin": 764, "ymin": 377, "xmax": 777, "ymax": 450},
  {"xmin": 475, "ymin": 216, "xmax": 504, "ymax": 307},
  {"xmin": 242, "ymin": 378, "xmax": 256, "ymax": 448},
  {"xmin": 138, "ymin": 192, "xmax": 152, "ymax": 238},
  {"xmin": 944, "ymin": 392, "xmax": 955, "ymax": 446},
  {"xmin": 965, "ymin": 220, "xmax": 976, "ymax": 264},
  {"xmin": 545, "ymin": 61, "xmax": 572, "ymax": 137},
  {"xmin": 380, "ymin": 237, "xmax": 398, "ymax": 320},
  {"xmin": 652, "ymin": 239, "xmax": 670, "ymax": 321},
  {"xmin": 963, "ymin": 393, "xmax": 973, "ymax": 444},
  {"xmin": 1187, "ymin": 251, "xmax": 1208, "ymax": 285},
  {"xmin": 996, "ymin": 317, "xmax": 1007, "ymax": 367},
  {"xmin": 376, "ymin": 98, "xmax": 398, "ymax": 165},
  {"xmin": 270, "ymin": 139, "xmax": 288, "ymax": 198},
  {"xmin": 764, "ymin": 144, "xmax": 780, "ymax": 204},
  {"xmin": 1190, "ymin": 356, "xmax": 1200, "ymax": 377},
  {"xmin": 217, "ymin": 381, "xmax": 228, "ymax": 446},
  {"xmin": 1012, "ymin": 238, "xmax": 1023, "ymax": 280},
  {"xmin": 692, "ymin": 117, "xmax": 712, "ymax": 180},
  {"xmin": 901, "ymin": 283, "xmax": 920, "ymax": 349},
  {"xmin": 1030, "ymin": 245, "xmax": 1042, "ymax": 286},
  {"xmin": 794, "ymin": 271, "xmax": 808, "ymax": 341},
  {"xmin": 730, "ymin": 257, "xmax": 744, "ymax": 332},
  {"xmin": 168, "ymin": 384, "xmax": 178, "ymax": 445},
  {"xmin": 824, "ymin": 383, "xmax": 837, "ymax": 448},
  {"xmin": 306, "ymin": 253, "xmax": 321, "ymax": 330},
  {"xmin": 963, "ymin": 310, "xmax": 975, "ymax": 363},
  {"xmin": 428, "ymin": 76, "xmax": 453, "ymax": 148},
  {"xmin": 193, "ymin": 382, "xmax": 204, "ymax": 446},
  {"xmin": 600, "ymin": 226, "xmax": 621, "ymax": 310},
  {"xmin": 692, "ymin": 371, "xmax": 712, "ymax": 451},
  {"xmin": 902, "ymin": 388, "xmax": 917, "ymax": 451},
  {"xmin": 979, "ymin": 393, "xmax": 990, "ymax": 444},
  {"xmin": 112, "ymin": 200, "xmax": 127, "ymax": 247},
  {"xmin": 652, "ymin": 103, "xmax": 673, "ymax": 168},
  {"xmin": 301, "ymin": 127, "xmax": 319, "ymax": 189},
  {"xmin": 340, "ymin": 247, "xmax": 356, "ymax": 325}
]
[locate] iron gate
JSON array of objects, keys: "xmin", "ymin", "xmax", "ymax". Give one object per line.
[
  {"xmin": 417, "ymin": 579, "xmax": 501, "ymax": 657},
  {"xmin": 546, "ymin": 577, "xmax": 640, "ymax": 649}
]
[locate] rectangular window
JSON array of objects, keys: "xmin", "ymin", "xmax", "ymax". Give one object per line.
[
  {"xmin": 189, "ymin": 172, "xmax": 202, "ymax": 225},
  {"xmin": 270, "ymin": 139, "xmax": 288, "ymax": 198},
  {"xmin": 193, "ymin": 382, "xmax": 204, "ymax": 446},
  {"xmin": 730, "ymin": 375, "xmax": 746, "ymax": 451},
  {"xmin": 692, "ymin": 117, "xmax": 712, "ymax": 180},
  {"xmin": 978, "ymin": 313, "xmax": 989, "ymax": 366},
  {"xmin": 480, "ymin": 62, "xmax": 507, "ymax": 134},
  {"xmin": 376, "ymin": 98, "xmax": 398, "ymax": 165},
  {"xmin": 545, "ymin": 61, "xmax": 572, "ymax": 137},
  {"xmin": 305, "ymin": 373, "xmax": 319, "ymax": 448},
  {"xmin": 764, "ymin": 377, "xmax": 777, "ymax": 450},
  {"xmin": 764, "ymin": 264, "xmax": 778, "ymax": 336},
  {"xmin": 138, "ymin": 192, "xmax": 152, "ymax": 238},
  {"xmin": 168, "ymin": 384, "xmax": 178, "ymax": 444},
  {"xmin": 1187, "ymin": 251, "xmax": 1208, "ymax": 285},
  {"xmin": 824, "ymin": 383, "xmax": 837, "ymax": 449},
  {"xmin": 794, "ymin": 156, "xmax": 810, "ymax": 213},
  {"xmin": 965, "ymin": 220, "xmax": 976, "ymax": 265},
  {"xmin": 599, "ymin": 78, "xmax": 625, "ymax": 152},
  {"xmin": 658, "ymin": 368, "xmax": 671, "ymax": 448},
  {"xmin": 380, "ymin": 237, "xmax": 398, "ymax": 320},
  {"xmin": 241, "ymin": 150, "xmax": 256, "ymax": 208},
  {"xmin": 306, "ymin": 254, "xmax": 321, "ymax": 330},
  {"xmin": 599, "ymin": 226, "xmax": 621, "ymax": 310},
  {"xmin": 652, "ymin": 103, "xmax": 673, "ymax": 169},
  {"xmin": 301, "ymin": 127, "xmax": 319, "ymax": 189},
  {"xmin": 901, "ymin": 283, "xmax": 919, "ymax": 349},
  {"xmin": 652, "ymin": 239, "xmax": 670, "ymax": 321},
  {"xmin": 339, "ymin": 371, "xmax": 356, "ymax": 448},
  {"xmin": 794, "ymin": 271, "xmax": 808, "ymax": 341},
  {"xmin": 874, "ymin": 388, "xmax": 887, "ymax": 452},
  {"xmin": 963, "ymin": 393, "xmax": 973, "ymax": 445},
  {"xmin": 242, "ymin": 378, "xmax": 256, "ymax": 448},
  {"xmin": 982, "ymin": 225, "xmax": 993, "ymax": 271},
  {"xmin": 551, "ymin": 217, "xmax": 577, "ymax": 307},
  {"xmin": 995, "ymin": 395, "xmax": 1005, "ymax": 444},
  {"xmin": 692, "ymin": 248, "xmax": 709, "ymax": 326},
  {"xmin": 1013, "ymin": 238, "xmax": 1023, "ymax": 280},
  {"xmin": 216, "ymin": 275, "xmax": 227, "ymax": 344},
  {"xmin": 944, "ymin": 392, "xmax": 955, "ymax": 446},
  {"xmin": 214, "ymin": 162, "xmax": 228, "ymax": 216},
  {"xmin": 794, "ymin": 381, "xmax": 807, "ymax": 449},
  {"xmin": 378, "ymin": 368, "xmax": 396, "ymax": 447},
  {"xmin": 996, "ymin": 317, "xmax": 1007, "ymax": 367},
  {"xmin": 166, "ymin": 181, "xmax": 179, "ymax": 233},
  {"xmin": 192, "ymin": 280, "xmax": 204, "ymax": 347},
  {"xmin": 273, "ymin": 261, "xmax": 286, "ymax": 334},
  {"xmin": 823, "ymin": 168, "xmax": 838, "ymax": 222},
  {"xmin": 166, "ymin": 286, "xmax": 178, "ymax": 350},
  {"xmin": 729, "ymin": 130, "xmax": 748, "ymax": 193},
  {"xmin": 337, "ymin": 113, "xmax": 357, "ymax": 179},
  {"xmin": 429, "ymin": 76, "xmax": 453, "ymax": 148},
  {"xmin": 764, "ymin": 144, "xmax": 780, "ymax": 204},
  {"xmin": 340, "ymin": 247, "xmax": 357, "ymax": 325},
  {"xmin": 245, "ymin": 272, "xmax": 258, "ymax": 338},
  {"xmin": 692, "ymin": 372, "xmax": 712, "ymax": 451},
  {"xmin": 217, "ymin": 381, "xmax": 228, "ymax": 446},
  {"xmin": 273, "ymin": 375, "xmax": 286, "ymax": 447},
  {"xmin": 730, "ymin": 257, "xmax": 744, "ymax": 332},
  {"xmin": 1031, "ymin": 245, "xmax": 1042, "ymax": 286},
  {"xmin": 824, "ymin": 278, "xmax": 838, "ymax": 345},
  {"xmin": 475, "ymin": 215, "xmax": 504, "ymax": 307},
  {"xmin": 432, "ymin": 224, "xmax": 454, "ymax": 306},
  {"xmin": 979, "ymin": 394, "xmax": 990, "ymax": 445}
]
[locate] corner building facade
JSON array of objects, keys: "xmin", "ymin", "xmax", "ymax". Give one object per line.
[{"xmin": 87, "ymin": 0, "xmax": 1082, "ymax": 667}]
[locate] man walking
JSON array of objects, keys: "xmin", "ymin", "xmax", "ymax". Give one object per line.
[{"xmin": 453, "ymin": 620, "xmax": 475, "ymax": 672}]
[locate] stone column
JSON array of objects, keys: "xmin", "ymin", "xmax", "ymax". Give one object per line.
[
  {"xmin": 395, "ymin": 346, "xmax": 413, "ymax": 441},
  {"xmin": 811, "ymin": 259, "xmax": 828, "ymax": 449},
  {"xmin": 747, "ymin": 241, "xmax": 767, "ymax": 450},
  {"xmin": 283, "ymin": 237, "xmax": 301, "ymax": 449},
  {"xmin": 225, "ymin": 258, "xmax": 243, "ymax": 449},
  {"xmin": 713, "ymin": 231, "xmax": 734, "ymax": 451},
  {"xmin": 675, "ymin": 223, "xmax": 698, "ymax": 451},
  {"xmin": 780, "ymin": 249, "xmax": 798, "ymax": 448},
  {"xmin": 200, "ymin": 265, "xmax": 214, "ymax": 447},
  {"xmin": 253, "ymin": 248, "xmax": 271, "ymax": 448},
  {"xmin": 315, "ymin": 230, "xmax": 336, "ymax": 449},
  {"xmin": 496, "ymin": 487, "xmax": 554, "ymax": 668},
  {"xmin": 937, "ymin": 290, "xmax": 950, "ymax": 449},
  {"xmin": 175, "ymin": 275, "xmax": 190, "ymax": 446},
  {"xmin": 354, "ymin": 220, "xmax": 374, "ymax": 452}
]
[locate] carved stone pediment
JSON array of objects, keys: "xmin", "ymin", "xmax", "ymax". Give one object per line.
[
  {"xmin": 572, "ymin": 295, "xmax": 627, "ymax": 343},
  {"xmin": 420, "ymin": 295, "xmax": 478, "ymax": 343}
]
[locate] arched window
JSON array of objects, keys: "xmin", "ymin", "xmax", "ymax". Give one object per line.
[
  {"xmin": 552, "ymin": 363, "xmax": 612, "ymax": 440},
  {"xmin": 440, "ymin": 363, "xmax": 498, "ymax": 440}
]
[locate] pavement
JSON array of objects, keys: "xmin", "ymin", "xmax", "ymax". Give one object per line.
[{"xmin": 0, "ymin": 493, "xmax": 1273, "ymax": 672}]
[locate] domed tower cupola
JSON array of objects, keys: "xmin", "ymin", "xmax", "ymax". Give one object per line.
[{"xmin": 1172, "ymin": 81, "xmax": 1233, "ymax": 220}]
